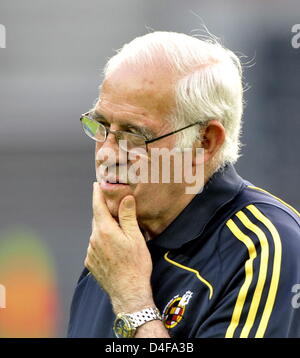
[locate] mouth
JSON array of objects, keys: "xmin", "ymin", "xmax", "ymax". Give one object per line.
[
  {"xmin": 100, "ymin": 177, "xmax": 130, "ymax": 191},
  {"xmin": 103, "ymin": 177, "xmax": 129, "ymax": 185}
]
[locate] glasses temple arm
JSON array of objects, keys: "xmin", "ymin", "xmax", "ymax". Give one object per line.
[{"xmin": 145, "ymin": 122, "xmax": 201, "ymax": 144}]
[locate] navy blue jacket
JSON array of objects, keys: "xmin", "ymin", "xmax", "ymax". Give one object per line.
[{"xmin": 68, "ymin": 165, "xmax": 300, "ymax": 338}]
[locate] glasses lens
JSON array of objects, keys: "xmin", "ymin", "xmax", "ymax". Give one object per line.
[{"xmin": 81, "ymin": 116, "xmax": 106, "ymax": 141}]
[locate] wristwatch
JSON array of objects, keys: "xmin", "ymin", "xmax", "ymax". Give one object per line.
[{"xmin": 113, "ymin": 307, "xmax": 162, "ymax": 338}]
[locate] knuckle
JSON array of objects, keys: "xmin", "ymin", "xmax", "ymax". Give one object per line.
[
  {"xmin": 92, "ymin": 218, "xmax": 113, "ymax": 239},
  {"xmin": 87, "ymin": 245, "xmax": 94, "ymax": 256},
  {"xmin": 92, "ymin": 218, "xmax": 107, "ymax": 235},
  {"xmin": 120, "ymin": 212, "xmax": 133, "ymax": 221},
  {"xmin": 99, "ymin": 224, "xmax": 111, "ymax": 237},
  {"xmin": 89, "ymin": 235, "xmax": 97, "ymax": 248}
]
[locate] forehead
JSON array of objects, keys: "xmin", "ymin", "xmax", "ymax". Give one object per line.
[{"xmin": 98, "ymin": 63, "xmax": 176, "ymax": 121}]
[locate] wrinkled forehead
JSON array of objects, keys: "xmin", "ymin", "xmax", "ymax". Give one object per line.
[{"xmin": 99, "ymin": 62, "xmax": 177, "ymax": 118}]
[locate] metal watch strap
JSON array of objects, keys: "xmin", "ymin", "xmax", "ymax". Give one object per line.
[{"xmin": 125, "ymin": 307, "xmax": 162, "ymax": 328}]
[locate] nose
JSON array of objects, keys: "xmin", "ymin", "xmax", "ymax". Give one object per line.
[
  {"xmin": 97, "ymin": 131, "xmax": 118, "ymax": 150},
  {"xmin": 95, "ymin": 132, "xmax": 127, "ymax": 167}
]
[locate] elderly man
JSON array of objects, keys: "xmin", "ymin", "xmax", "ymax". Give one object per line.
[{"xmin": 68, "ymin": 32, "xmax": 300, "ymax": 338}]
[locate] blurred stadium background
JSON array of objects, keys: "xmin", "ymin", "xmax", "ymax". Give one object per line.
[{"xmin": 0, "ymin": 0, "xmax": 299, "ymax": 337}]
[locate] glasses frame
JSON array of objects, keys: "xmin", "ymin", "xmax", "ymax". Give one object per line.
[{"xmin": 80, "ymin": 111, "xmax": 202, "ymax": 151}]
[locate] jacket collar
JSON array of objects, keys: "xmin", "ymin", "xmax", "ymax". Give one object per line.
[{"xmin": 150, "ymin": 164, "xmax": 245, "ymax": 249}]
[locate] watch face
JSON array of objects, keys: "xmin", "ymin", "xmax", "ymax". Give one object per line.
[{"xmin": 113, "ymin": 316, "xmax": 136, "ymax": 338}]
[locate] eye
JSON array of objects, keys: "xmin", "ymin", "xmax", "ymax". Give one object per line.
[
  {"xmin": 98, "ymin": 120, "xmax": 110, "ymax": 128},
  {"xmin": 127, "ymin": 127, "xmax": 139, "ymax": 135},
  {"xmin": 126, "ymin": 126, "xmax": 145, "ymax": 137}
]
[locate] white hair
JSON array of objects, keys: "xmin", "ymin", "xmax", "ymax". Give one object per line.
[{"xmin": 103, "ymin": 31, "xmax": 244, "ymax": 170}]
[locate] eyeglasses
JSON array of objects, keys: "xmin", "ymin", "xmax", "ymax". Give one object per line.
[{"xmin": 80, "ymin": 111, "xmax": 201, "ymax": 152}]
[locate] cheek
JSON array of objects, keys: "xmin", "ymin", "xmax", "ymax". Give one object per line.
[{"xmin": 133, "ymin": 184, "xmax": 156, "ymax": 213}]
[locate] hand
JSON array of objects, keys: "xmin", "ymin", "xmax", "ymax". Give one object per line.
[{"xmin": 84, "ymin": 182, "xmax": 155, "ymax": 314}]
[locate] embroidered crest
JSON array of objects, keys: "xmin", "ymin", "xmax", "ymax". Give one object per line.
[{"xmin": 162, "ymin": 290, "xmax": 193, "ymax": 329}]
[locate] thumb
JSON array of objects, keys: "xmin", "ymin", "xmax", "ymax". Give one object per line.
[{"xmin": 118, "ymin": 196, "xmax": 141, "ymax": 238}]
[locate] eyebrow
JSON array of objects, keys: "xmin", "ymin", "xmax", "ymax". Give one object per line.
[{"xmin": 91, "ymin": 111, "xmax": 155, "ymax": 139}]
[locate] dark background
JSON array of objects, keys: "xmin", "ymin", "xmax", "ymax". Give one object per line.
[{"xmin": 0, "ymin": 0, "xmax": 299, "ymax": 337}]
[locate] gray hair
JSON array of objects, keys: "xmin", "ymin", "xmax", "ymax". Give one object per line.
[{"xmin": 103, "ymin": 31, "xmax": 244, "ymax": 170}]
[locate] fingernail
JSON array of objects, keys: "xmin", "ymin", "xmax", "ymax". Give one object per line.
[{"xmin": 124, "ymin": 197, "xmax": 134, "ymax": 209}]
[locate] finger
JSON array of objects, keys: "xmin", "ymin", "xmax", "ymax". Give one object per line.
[
  {"xmin": 118, "ymin": 195, "xmax": 142, "ymax": 239},
  {"xmin": 92, "ymin": 182, "xmax": 115, "ymax": 224}
]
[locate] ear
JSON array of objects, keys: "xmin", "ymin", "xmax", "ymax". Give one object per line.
[{"xmin": 193, "ymin": 120, "xmax": 225, "ymax": 165}]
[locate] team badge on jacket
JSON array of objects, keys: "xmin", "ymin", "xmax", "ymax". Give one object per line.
[{"xmin": 162, "ymin": 290, "xmax": 193, "ymax": 329}]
